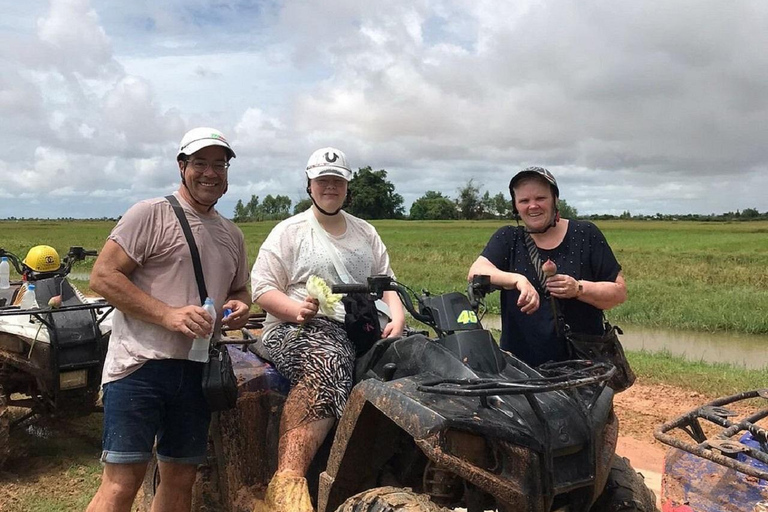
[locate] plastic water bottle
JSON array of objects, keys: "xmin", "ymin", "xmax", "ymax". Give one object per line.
[
  {"xmin": 19, "ymin": 283, "xmax": 38, "ymax": 310},
  {"xmin": 189, "ymin": 297, "xmax": 216, "ymax": 362},
  {"xmin": 0, "ymin": 257, "xmax": 10, "ymax": 290}
]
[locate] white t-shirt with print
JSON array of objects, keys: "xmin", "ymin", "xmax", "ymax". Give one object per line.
[{"xmin": 251, "ymin": 209, "xmax": 395, "ymax": 339}]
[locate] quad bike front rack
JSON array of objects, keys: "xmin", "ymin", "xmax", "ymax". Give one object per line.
[{"xmin": 417, "ymin": 360, "xmax": 614, "ymax": 398}]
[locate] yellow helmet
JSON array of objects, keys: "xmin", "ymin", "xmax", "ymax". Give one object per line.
[{"xmin": 24, "ymin": 245, "xmax": 61, "ymax": 272}]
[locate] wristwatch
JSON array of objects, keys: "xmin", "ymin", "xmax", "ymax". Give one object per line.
[{"xmin": 577, "ymin": 281, "xmax": 584, "ymax": 297}]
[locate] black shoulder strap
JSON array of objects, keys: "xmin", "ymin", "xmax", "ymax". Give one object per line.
[
  {"xmin": 521, "ymin": 229, "xmax": 568, "ymax": 337},
  {"xmin": 166, "ymin": 195, "xmax": 208, "ymax": 304},
  {"xmin": 522, "ymin": 230, "xmax": 547, "ymax": 289}
]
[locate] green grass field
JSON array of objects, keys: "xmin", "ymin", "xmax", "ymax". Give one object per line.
[
  {"xmin": 2, "ymin": 218, "xmax": 767, "ymax": 334},
  {"xmin": 1, "ymin": 218, "xmax": 766, "ymax": 511}
]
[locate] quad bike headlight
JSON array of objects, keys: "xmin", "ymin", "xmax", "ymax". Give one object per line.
[
  {"xmin": 59, "ymin": 370, "xmax": 88, "ymax": 390},
  {"xmin": 443, "ymin": 430, "xmax": 497, "ymax": 471}
]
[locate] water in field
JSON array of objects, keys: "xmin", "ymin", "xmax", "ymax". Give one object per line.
[
  {"xmin": 618, "ymin": 325, "xmax": 768, "ymax": 369},
  {"xmin": 481, "ymin": 315, "xmax": 768, "ymax": 370},
  {"xmin": 67, "ymin": 272, "xmax": 91, "ymax": 281}
]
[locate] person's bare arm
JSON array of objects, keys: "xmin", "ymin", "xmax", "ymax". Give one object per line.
[
  {"xmin": 381, "ymin": 290, "xmax": 405, "ymax": 338},
  {"xmin": 255, "ymin": 289, "xmax": 319, "ymax": 324},
  {"xmin": 546, "ymin": 271, "xmax": 627, "ymax": 310},
  {"xmin": 468, "ymin": 256, "xmax": 539, "ymax": 314},
  {"xmin": 90, "ymin": 240, "xmax": 212, "ymax": 338}
]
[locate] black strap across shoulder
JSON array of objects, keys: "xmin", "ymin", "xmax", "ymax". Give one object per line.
[
  {"xmin": 521, "ymin": 229, "xmax": 567, "ymax": 336},
  {"xmin": 522, "ymin": 228, "xmax": 609, "ymax": 334},
  {"xmin": 166, "ymin": 195, "xmax": 208, "ymax": 304},
  {"xmin": 522, "ymin": 230, "xmax": 547, "ymax": 291}
]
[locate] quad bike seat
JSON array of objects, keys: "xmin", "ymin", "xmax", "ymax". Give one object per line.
[
  {"xmin": 33, "ymin": 277, "xmax": 106, "ymax": 385},
  {"xmin": 230, "ymin": 345, "xmax": 290, "ymax": 395}
]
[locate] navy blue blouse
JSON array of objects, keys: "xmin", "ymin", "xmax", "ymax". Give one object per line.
[{"xmin": 480, "ymin": 220, "xmax": 622, "ymax": 366}]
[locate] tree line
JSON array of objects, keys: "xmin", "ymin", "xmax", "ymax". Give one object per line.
[
  {"xmin": 233, "ymin": 167, "xmax": 579, "ymax": 222},
  {"xmin": 586, "ymin": 208, "xmax": 768, "ymax": 222},
  {"xmin": 232, "ymin": 166, "xmax": 767, "ymax": 222},
  {"xmin": 233, "ymin": 167, "xmax": 406, "ymax": 222}
]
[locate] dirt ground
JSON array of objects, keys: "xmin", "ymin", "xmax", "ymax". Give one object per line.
[
  {"xmin": 613, "ymin": 381, "xmax": 713, "ymax": 470},
  {"xmin": 0, "ymin": 381, "xmax": 723, "ymax": 511}
]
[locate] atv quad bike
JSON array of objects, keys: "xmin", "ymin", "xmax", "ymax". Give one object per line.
[
  {"xmin": 143, "ymin": 275, "xmax": 656, "ymax": 511},
  {"xmin": 0, "ymin": 247, "xmax": 113, "ymax": 466},
  {"xmin": 654, "ymin": 389, "xmax": 768, "ymax": 512}
]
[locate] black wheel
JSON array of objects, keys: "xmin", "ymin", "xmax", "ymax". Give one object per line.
[
  {"xmin": 591, "ymin": 456, "xmax": 658, "ymax": 512},
  {"xmin": 334, "ymin": 486, "xmax": 449, "ymax": 512}
]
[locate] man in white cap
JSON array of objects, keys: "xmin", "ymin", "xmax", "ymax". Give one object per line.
[{"xmin": 86, "ymin": 127, "xmax": 251, "ymax": 512}]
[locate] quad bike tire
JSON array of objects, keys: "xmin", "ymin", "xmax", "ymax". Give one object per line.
[
  {"xmin": 334, "ymin": 486, "xmax": 450, "ymax": 512},
  {"xmin": 591, "ymin": 456, "xmax": 658, "ymax": 512}
]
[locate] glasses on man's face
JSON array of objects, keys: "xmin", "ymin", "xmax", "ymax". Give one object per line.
[
  {"xmin": 188, "ymin": 159, "xmax": 230, "ymax": 174},
  {"xmin": 315, "ymin": 177, "xmax": 346, "ymax": 188}
]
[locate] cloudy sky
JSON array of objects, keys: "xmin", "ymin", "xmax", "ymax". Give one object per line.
[{"xmin": 2, "ymin": 0, "xmax": 767, "ymax": 219}]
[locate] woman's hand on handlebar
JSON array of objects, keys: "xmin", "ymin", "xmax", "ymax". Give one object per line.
[
  {"xmin": 468, "ymin": 257, "xmax": 540, "ymax": 315},
  {"xmin": 515, "ymin": 276, "xmax": 540, "ymax": 314},
  {"xmin": 381, "ymin": 317, "xmax": 405, "ymax": 338}
]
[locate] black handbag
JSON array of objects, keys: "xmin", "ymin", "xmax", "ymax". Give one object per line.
[
  {"xmin": 167, "ymin": 195, "xmax": 238, "ymax": 411},
  {"xmin": 341, "ymin": 292, "xmax": 382, "ymax": 356},
  {"xmin": 522, "ymin": 230, "xmax": 635, "ymax": 392},
  {"xmin": 200, "ymin": 342, "xmax": 238, "ymax": 410},
  {"xmin": 565, "ymin": 323, "xmax": 636, "ymax": 393}
]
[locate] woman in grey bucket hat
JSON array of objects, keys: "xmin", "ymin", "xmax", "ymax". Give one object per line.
[{"xmin": 468, "ymin": 166, "xmax": 627, "ymax": 366}]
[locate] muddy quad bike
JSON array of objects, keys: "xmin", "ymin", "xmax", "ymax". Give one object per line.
[
  {"xmin": 654, "ymin": 389, "xmax": 768, "ymax": 511},
  {"xmin": 143, "ymin": 275, "xmax": 656, "ymax": 511},
  {"xmin": 0, "ymin": 247, "xmax": 113, "ymax": 466}
]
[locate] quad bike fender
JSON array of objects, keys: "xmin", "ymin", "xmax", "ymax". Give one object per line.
[
  {"xmin": 317, "ymin": 379, "xmax": 447, "ymax": 512},
  {"xmin": 317, "ymin": 378, "xmax": 620, "ymax": 512}
]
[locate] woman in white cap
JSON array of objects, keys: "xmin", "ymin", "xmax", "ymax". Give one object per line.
[
  {"xmin": 468, "ymin": 166, "xmax": 626, "ymax": 367},
  {"xmin": 251, "ymin": 147, "xmax": 405, "ymax": 512}
]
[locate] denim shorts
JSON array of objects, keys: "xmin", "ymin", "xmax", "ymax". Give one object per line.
[{"xmin": 101, "ymin": 359, "xmax": 211, "ymax": 465}]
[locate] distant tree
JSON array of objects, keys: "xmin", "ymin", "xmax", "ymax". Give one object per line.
[
  {"xmin": 478, "ymin": 191, "xmax": 493, "ymax": 219},
  {"xmin": 619, "ymin": 210, "xmax": 632, "ymax": 219},
  {"xmin": 409, "ymin": 191, "xmax": 457, "ymax": 220},
  {"xmin": 456, "ymin": 179, "xmax": 483, "ymax": 220},
  {"xmin": 346, "ymin": 167, "xmax": 405, "ymax": 219},
  {"xmin": 483, "ymin": 192, "xmax": 512, "ymax": 219},
  {"xmin": 246, "ymin": 195, "xmax": 261, "ymax": 221},
  {"xmin": 261, "ymin": 194, "xmax": 292, "ymax": 219},
  {"xmin": 741, "ymin": 207, "xmax": 760, "ymax": 219},
  {"xmin": 558, "ymin": 199, "xmax": 578, "ymax": 219},
  {"xmin": 293, "ymin": 198, "xmax": 313, "ymax": 214},
  {"xmin": 233, "ymin": 199, "xmax": 248, "ymax": 222}
]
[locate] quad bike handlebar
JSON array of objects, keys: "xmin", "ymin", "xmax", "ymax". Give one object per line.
[
  {"xmin": 332, "ymin": 276, "xmax": 432, "ymax": 324},
  {"xmin": 331, "ymin": 274, "xmax": 495, "ymax": 328}
]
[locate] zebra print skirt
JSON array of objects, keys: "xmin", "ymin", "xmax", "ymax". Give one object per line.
[{"xmin": 262, "ymin": 317, "xmax": 356, "ymax": 422}]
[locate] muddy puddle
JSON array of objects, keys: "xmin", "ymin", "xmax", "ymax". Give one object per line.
[{"xmin": 481, "ymin": 315, "xmax": 768, "ymax": 370}]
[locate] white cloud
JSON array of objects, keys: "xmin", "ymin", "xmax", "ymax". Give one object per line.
[
  {"xmin": 36, "ymin": 0, "xmax": 117, "ymax": 78},
  {"xmin": 1, "ymin": 0, "xmax": 767, "ymax": 218}
]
